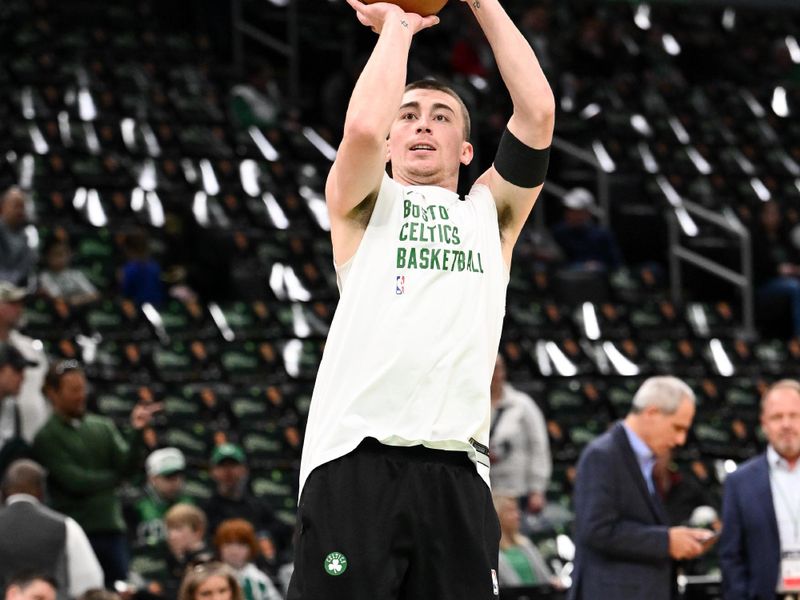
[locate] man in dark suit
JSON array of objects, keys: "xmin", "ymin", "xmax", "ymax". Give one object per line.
[
  {"xmin": 569, "ymin": 376, "xmax": 714, "ymax": 600},
  {"xmin": 719, "ymin": 379, "xmax": 800, "ymax": 600}
]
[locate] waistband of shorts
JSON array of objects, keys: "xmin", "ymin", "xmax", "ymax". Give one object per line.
[{"xmin": 355, "ymin": 437, "xmax": 473, "ymax": 467}]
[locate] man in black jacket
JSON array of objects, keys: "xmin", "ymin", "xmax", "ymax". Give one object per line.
[{"xmin": 203, "ymin": 443, "xmax": 289, "ymax": 558}]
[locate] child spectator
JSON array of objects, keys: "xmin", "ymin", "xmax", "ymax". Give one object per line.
[
  {"xmin": 160, "ymin": 504, "xmax": 214, "ymax": 600},
  {"xmin": 213, "ymin": 519, "xmax": 282, "ymax": 600}
]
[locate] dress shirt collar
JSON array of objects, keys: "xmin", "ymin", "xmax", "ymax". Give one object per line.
[
  {"xmin": 623, "ymin": 422, "xmax": 655, "ymax": 464},
  {"xmin": 5, "ymin": 493, "xmax": 40, "ymax": 505},
  {"xmin": 768, "ymin": 445, "xmax": 799, "ymax": 472},
  {"xmin": 622, "ymin": 422, "xmax": 657, "ymax": 493}
]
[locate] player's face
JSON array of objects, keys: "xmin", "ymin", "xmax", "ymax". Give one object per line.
[
  {"xmin": 387, "ymin": 89, "xmax": 473, "ymax": 187},
  {"xmin": 761, "ymin": 387, "xmax": 800, "ymax": 462}
]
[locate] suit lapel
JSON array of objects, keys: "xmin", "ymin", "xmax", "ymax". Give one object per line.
[
  {"xmin": 614, "ymin": 423, "xmax": 668, "ymax": 525},
  {"xmin": 753, "ymin": 454, "xmax": 780, "ymax": 545}
]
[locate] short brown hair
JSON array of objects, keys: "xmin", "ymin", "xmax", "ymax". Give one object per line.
[
  {"xmin": 761, "ymin": 379, "xmax": 800, "ymax": 413},
  {"xmin": 404, "ymin": 79, "xmax": 471, "ymax": 141},
  {"xmin": 178, "ymin": 562, "xmax": 243, "ymax": 600},
  {"xmin": 165, "ymin": 503, "xmax": 207, "ymax": 536},
  {"xmin": 213, "ymin": 519, "xmax": 260, "ymax": 560}
]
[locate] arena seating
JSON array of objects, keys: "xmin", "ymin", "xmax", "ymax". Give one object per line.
[{"xmin": 3, "ymin": 0, "xmax": 800, "ymax": 588}]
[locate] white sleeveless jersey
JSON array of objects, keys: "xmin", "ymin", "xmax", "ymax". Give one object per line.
[{"xmin": 298, "ymin": 174, "xmax": 509, "ymax": 496}]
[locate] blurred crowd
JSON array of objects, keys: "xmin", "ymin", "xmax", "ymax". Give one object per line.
[{"xmin": 0, "ymin": 2, "xmax": 800, "ymax": 600}]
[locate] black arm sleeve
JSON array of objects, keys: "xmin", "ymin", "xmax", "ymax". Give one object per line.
[{"xmin": 493, "ymin": 127, "xmax": 550, "ymax": 188}]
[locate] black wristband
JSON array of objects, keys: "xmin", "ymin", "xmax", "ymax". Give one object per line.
[{"xmin": 494, "ymin": 127, "xmax": 550, "ymax": 188}]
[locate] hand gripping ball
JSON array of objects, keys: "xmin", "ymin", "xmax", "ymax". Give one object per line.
[{"xmin": 362, "ymin": 0, "xmax": 448, "ymax": 17}]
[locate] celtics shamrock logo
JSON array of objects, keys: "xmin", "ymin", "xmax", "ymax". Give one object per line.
[{"xmin": 324, "ymin": 552, "xmax": 348, "ymax": 576}]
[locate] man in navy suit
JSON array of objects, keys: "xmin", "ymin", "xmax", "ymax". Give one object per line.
[
  {"xmin": 720, "ymin": 379, "xmax": 800, "ymax": 600},
  {"xmin": 569, "ymin": 376, "xmax": 714, "ymax": 600}
]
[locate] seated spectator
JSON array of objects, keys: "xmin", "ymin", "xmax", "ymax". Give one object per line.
[
  {"xmin": 38, "ymin": 239, "xmax": 100, "ymax": 306},
  {"xmin": 213, "ymin": 519, "xmax": 282, "ymax": 600},
  {"xmin": 177, "ymin": 562, "xmax": 242, "ymax": 600},
  {"xmin": 751, "ymin": 200, "xmax": 800, "ymax": 337},
  {"xmin": 0, "ymin": 343, "xmax": 37, "ymax": 473},
  {"xmin": 552, "ymin": 188, "xmax": 623, "ymax": 272},
  {"xmin": 161, "ymin": 504, "xmax": 214, "ymax": 600},
  {"xmin": 203, "ymin": 444, "xmax": 287, "ymax": 555},
  {"xmin": 230, "ymin": 65, "xmax": 282, "ymax": 129},
  {"xmin": 0, "ymin": 282, "xmax": 50, "ymax": 447},
  {"xmin": 0, "ymin": 459, "xmax": 104, "ymax": 598},
  {"xmin": 3, "ymin": 574, "xmax": 56, "ymax": 600},
  {"xmin": 0, "ymin": 186, "xmax": 37, "ymax": 287},
  {"xmin": 125, "ymin": 448, "xmax": 195, "ymax": 550},
  {"xmin": 494, "ymin": 493, "xmax": 560, "ymax": 589},
  {"xmin": 32, "ymin": 360, "xmax": 162, "ymax": 588},
  {"xmin": 121, "ymin": 229, "xmax": 164, "ymax": 308}
]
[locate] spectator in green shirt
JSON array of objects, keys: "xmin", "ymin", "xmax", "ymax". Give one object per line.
[
  {"xmin": 32, "ymin": 359, "xmax": 162, "ymax": 589},
  {"xmin": 494, "ymin": 493, "xmax": 561, "ymax": 589}
]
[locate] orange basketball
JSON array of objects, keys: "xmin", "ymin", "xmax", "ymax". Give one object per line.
[{"xmin": 362, "ymin": 0, "xmax": 448, "ymax": 17}]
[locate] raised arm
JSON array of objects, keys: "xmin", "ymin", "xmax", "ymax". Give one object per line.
[
  {"xmin": 466, "ymin": 0, "xmax": 555, "ymax": 264},
  {"xmin": 326, "ymin": 0, "xmax": 439, "ymax": 265}
]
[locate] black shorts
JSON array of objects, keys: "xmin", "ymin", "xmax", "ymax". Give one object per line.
[{"xmin": 287, "ymin": 438, "xmax": 501, "ymax": 600}]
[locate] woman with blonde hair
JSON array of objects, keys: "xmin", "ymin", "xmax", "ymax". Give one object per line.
[
  {"xmin": 178, "ymin": 562, "xmax": 243, "ymax": 600},
  {"xmin": 494, "ymin": 492, "xmax": 560, "ymax": 588}
]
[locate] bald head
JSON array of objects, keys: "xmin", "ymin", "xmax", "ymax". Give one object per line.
[{"xmin": 1, "ymin": 459, "xmax": 46, "ymax": 501}]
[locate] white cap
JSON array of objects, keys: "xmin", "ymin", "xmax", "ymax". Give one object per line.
[
  {"xmin": 146, "ymin": 447, "xmax": 186, "ymax": 477},
  {"xmin": 563, "ymin": 187, "xmax": 595, "ymax": 210}
]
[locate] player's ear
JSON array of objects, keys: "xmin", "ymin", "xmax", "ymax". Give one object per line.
[{"xmin": 460, "ymin": 141, "xmax": 474, "ymax": 166}]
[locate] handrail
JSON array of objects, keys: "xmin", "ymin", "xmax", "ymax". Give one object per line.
[
  {"xmin": 231, "ymin": 0, "xmax": 300, "ymax": 105},
  {"xmin": 668, "ymin": 199, "xmax": 755, "ymax": 339}
]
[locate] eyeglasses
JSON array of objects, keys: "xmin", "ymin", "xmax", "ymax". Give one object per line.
[{"xmin": 54, "ymin": 359, "xmax": 81, "ymax": 375}]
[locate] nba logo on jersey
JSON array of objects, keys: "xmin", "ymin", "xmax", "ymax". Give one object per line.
[
  {"xmin": 491, "ymin": 569, "xmax": 499, "ymax": 595},
  {"xmin": 395, "ymin": 275, "xmax": 405, "ymax": 295}
]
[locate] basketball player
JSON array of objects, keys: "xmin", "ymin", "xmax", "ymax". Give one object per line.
[{"xmin": 287, "ymin": 0, "xmax": 554, "ymax": 598}]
